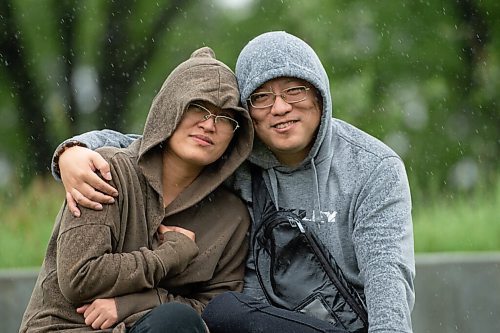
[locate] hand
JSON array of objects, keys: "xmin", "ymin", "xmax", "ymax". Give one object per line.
[
  {"xmin": 59, "ymin": 146, "xmax": 118, "ymax": 217},
  {"xmin": 158, "ymin": 224, "xmax": 196, "ymax": 242},
  {"xmin": 76, "ymin": 298, "xmax": 118, "ymax": 330}
]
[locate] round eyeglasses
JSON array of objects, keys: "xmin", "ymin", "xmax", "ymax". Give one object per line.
[
  {"xmin": 186, "ymin": 103, "xmax": 239, "ymax": 133},
  {"xmin": 248, "ymin": 86, "xmax": 310, "ymax": 109}
]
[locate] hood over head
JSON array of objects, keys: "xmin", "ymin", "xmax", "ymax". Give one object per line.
[
  {"xmin": 235, "ymin": 31, "xmax": 333, "ymax": 169},
  {"xmin": 138, "ymin": 47, "xmax": 253, "ymax": 203}
]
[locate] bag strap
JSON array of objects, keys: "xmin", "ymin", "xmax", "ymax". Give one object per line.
[
  {"xmin": 251, "ymin": 165, "xmax": 369, "ymax": 327},
  {"xmin": 251, "ymin": 165, "xmax": 276, "ymax": 228}
]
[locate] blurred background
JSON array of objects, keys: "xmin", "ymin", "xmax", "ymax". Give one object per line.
[{"xmin": 0, "ymin": 0, "xmax": 499, "ymax": 331}]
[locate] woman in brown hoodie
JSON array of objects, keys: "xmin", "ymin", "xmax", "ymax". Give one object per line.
[{"xmin": 19, "ymin": 47, "xmax": 253, "ymax": 332}]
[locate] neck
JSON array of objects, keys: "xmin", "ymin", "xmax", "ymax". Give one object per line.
[
  {"xmin": 162, "ymin": 149, "xmax": 203, "ymax": 207},
  {"xmin": 274, "ymin": 145, "xmax": 313, "ymax": 167},
  {"xmin": 276, "ymin": 154, "xmax": 303, "ymax": 167}
]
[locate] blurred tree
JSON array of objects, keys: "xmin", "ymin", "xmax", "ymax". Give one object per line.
[
  {"xmin": 0, "ymin": 0, "xmax": 498, "ymax": 197},
  {"xmin": 0, "ymin": 0, "xmax": 50, "ymax": 178},
  {"xmin": 0, "ymin": 0, "xmax": 192, "ymax": 181}
]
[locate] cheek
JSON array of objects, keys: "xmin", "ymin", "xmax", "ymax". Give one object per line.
[
  {"xmin": 220, "ymin": 135, "xmax": 233, "ymax": 151},
  {"xmin": 250, "ymin": 109, "xmax": 264, "ymax": 124},
  {"xmin": 308, "ymin": 103, "xmax": 322, "ymax": 127}
]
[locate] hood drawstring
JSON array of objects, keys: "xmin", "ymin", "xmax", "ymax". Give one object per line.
[
  {"xmin": 310, "ymin": 157, "xmax": 324, "ymax": 224},
  {"xmin": 268, "ymin": 168, "xmax": 280, "ymax": 210},
  {"xmin": 265, "ymin": 160, "xmax": 323, "ymax": 223}
]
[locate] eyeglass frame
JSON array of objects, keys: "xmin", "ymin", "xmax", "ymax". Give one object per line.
[
  {"xmin": 247, "ymin": 86, "xmax": 311, "ymax": 109},
  {"xmin": 187, "ymin": 102, "xmax": 240, "ymax": 132}
]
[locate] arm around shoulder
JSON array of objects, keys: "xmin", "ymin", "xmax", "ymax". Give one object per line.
[{"xmin": 51, "ymin": 129, "xmax": 140, "ymax": 180}]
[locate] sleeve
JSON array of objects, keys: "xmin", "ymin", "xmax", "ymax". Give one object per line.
[
  {"xmin": 352, "ymin": 156, "xmax": 415, "ymax": 333},
  {"xmin": 56, "ymin": 157, "xmax": 199, "ymax": 304},
  {"xmin": 51, "ymin": 129, "xmax": 141, "ymax": 180},
  {"xmin": 114, "ymin": 206, "xmax": 251, "ymax": 317},
  {"xmin": 57, "ymin": 220, "xmax": 198, "ymax": 304}
]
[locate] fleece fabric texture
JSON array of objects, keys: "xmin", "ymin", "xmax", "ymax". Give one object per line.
[
  {"xmin": 22, "ymin": 47, "xmax": 253, "ymax": 332},
  {"xmin": 51, "ymin": 32, "xmax": 416, "ymax": 333},
  {"xmin": 233, "ymin": 31, "xmax": 415, "ymax": 333}
]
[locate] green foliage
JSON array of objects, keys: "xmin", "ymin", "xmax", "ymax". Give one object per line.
[
  {"xmin": 0, "ymin": 0, "xmax": 499, "ymax": 264},
  {"xmin": 1, "ymin": 0, "xmax": 498, "ymax": 195},
  {"xmin": 0, "ymin": 178, "xmax": 63, "ymax": 268}
]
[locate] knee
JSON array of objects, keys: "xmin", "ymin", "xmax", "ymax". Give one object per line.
[
  {"xmin": 202, "ymin": 292, "xmax": 251, "ymax": 330},
  {"xmin": 159, "ymin": 302, "xmax": 200, "ymax": 321},
  {"xmin": 145, "ymin": 302, "xmax": 206, "ymax": 333},
  {"xmin": 203, "ymin": 291, "xmax": 242, "ymax": 316}
]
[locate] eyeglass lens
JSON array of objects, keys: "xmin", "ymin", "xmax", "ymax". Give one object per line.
[
  {"xmin": 188, "ymin": 104, "xmax": 239, "ymax": 132},
  {"xmin": 249, "ymin": 86, "xmax": 309, "ymax": 108}
]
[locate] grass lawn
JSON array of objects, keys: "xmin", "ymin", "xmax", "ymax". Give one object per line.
[{"xmin": 413, "ymin": 178, "xmax": 500, "ymax": 253}]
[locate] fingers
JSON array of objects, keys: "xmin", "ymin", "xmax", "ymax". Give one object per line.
[
  {"xmin": 83, "ymin": 166, "xmax": 118, "ymax": 197},
  {"xmin": 100, "ymin": 318, "xmax": 115, "ymax": 330},
  {"xmin": 84, "ymin": 310, "xmax": 105, "ymax": 329},
  {"xmin": 171, "ymin": 226, "xmax": 196, "ymax": 242},
  {"xmin": 158, "ymin": 224, "xmax": 169, "ymax": 233},
  {"xmin": 79, "ymin": 298, "xmax": 118, "ymax": 330},
  {"xmin": 159, "ymin": 225, "xmax": 196, "ymax": 242},
  {"xmin": 80, "ymin": 304, "xmax": 101, "ymax": 328},
  {"xmin": 80, "ymin": 303, "xmax": 107, "ymax": 329},
  {"xmin": 76, "ymin": 304, "xmax": 89, "ymax": 314},
  {"xmin": 58, "ymin": 146, "xmax": 118, "ymax": 214},
  {"xmin": 66, "ymin": 191, "xmax": 81, "ymax": 217},
  {"xmin": 68, "ymin": 176, "xmax": 117, "ymax": 212},
  {"xmin": 70, "ymin": 188, "xmax": 103, "ymax": 211},
  {"xmin": 82, "ymin": 172, "xmax": 117, "ymax": 201},
  {"xmin": 92, "ymin": 154, "xmax": 113, "ymax": 182}
]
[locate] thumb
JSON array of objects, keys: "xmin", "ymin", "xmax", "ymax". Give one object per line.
[{"xmin": 76, "ymin": 304, "xmax": 89, "ymax": 313}]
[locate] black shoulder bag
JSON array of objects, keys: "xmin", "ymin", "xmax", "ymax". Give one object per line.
[{"xmin": 251, "ymin": 167, "xmax": 368, "ymax": 332}]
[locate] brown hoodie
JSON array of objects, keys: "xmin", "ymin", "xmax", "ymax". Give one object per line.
[{"xmin": 19, "ymin": 47, "xmax": 253, "ymax": 333}]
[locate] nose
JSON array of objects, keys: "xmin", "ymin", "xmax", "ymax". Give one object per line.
[
  {"xmin": 199, "ymin": 116, "xmax": 216, "ymax": 132},
  {"xmin": 270, "ymin": 94, "xmax": 292, "ymax": 116}
]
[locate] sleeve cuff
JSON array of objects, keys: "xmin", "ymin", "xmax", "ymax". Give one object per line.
[
  {"xmin": 115, "ymin": 289, "xmax": 162, "ymax": 321},
  {"xmin": 51, "ymin": 140, "xmax": 87, "ymax": 180}
]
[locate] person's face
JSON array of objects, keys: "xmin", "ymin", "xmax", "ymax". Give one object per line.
[
  {"xmin": 248, "ymin": 77, "xmax": 322, "ymax": 166},
  {"xmin": 166, "ymin": 102, "xmax": 237, "ymax": 168}
]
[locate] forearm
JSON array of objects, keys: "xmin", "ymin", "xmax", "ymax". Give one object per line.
[
  {"xmin": 57, "ymin": 218, "xmax": 198, "ymax": 304},
  {"xmin": 363, "ymin": 260, "xmax": 414, "ymax": 332},
  {"xmin": 354, "ymin": 157, "xmax": 415, "ymax": 332}
]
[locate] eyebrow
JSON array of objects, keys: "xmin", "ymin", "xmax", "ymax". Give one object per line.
[{"xmin": 255, "ymin": 78, "xmax": 305, "ymax": 91}]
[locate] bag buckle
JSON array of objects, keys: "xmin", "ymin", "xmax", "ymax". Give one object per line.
[{"xmin": 288, "ymin": 216, "xmax": 305, "ymax": 233}]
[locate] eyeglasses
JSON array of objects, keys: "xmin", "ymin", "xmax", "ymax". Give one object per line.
[
  {"xmin": 186, "ymin": 103, "xmax": 239, "ymax": 133},
  {"xmin": 248, "ymin": 86, "xmax": 310, "ymax": 109}
]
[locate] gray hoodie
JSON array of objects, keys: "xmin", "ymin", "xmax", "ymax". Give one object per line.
[
  {"xmin": 52, "ymin": 32, "xmax": 415, "ymax": 333},
  {"xmin": 235, "ymin": 31, "xmax": 415, "ymax": 333}
]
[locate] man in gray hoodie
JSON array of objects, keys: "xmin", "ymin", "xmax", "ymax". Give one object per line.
[{"xmin": 51, "ymin": 31, "xmax": 415, "ymax": 333}]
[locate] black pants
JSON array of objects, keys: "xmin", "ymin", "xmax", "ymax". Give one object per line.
[
  {"xmin": 128, "ymin": 302, "xmax": 207, "ymax": 333},
  {"xmin": 202, "ymin": 292, "xmax": 348, "ymax": 333}
]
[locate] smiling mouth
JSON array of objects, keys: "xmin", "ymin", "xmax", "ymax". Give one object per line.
[{"xmin": 273, "ymin": 120, "xmax": 298, "ymax": 129}]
